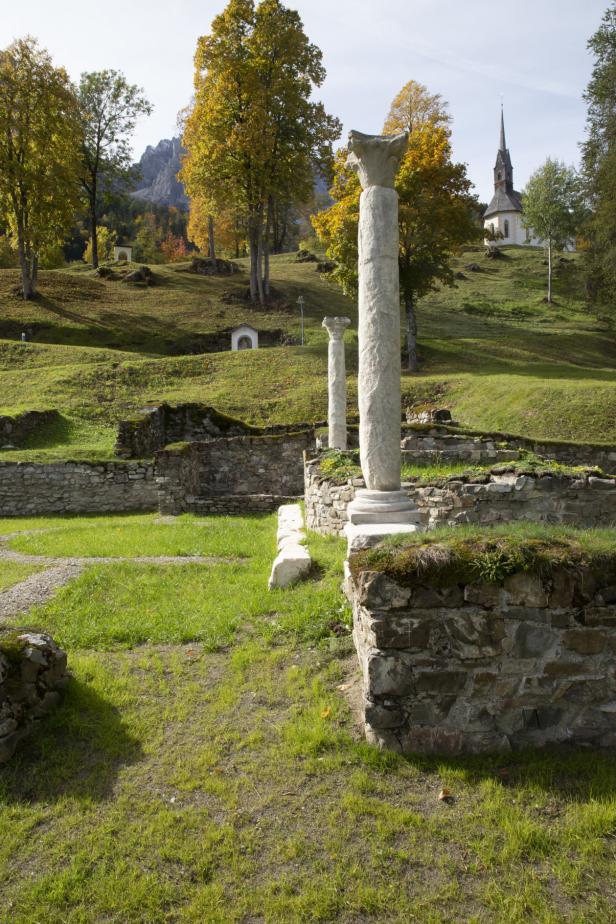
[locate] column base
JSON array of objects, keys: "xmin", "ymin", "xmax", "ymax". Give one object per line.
[
  {"xmin": 347, "ymin": 489, "xmax": 420, "ymax": 525},
  {"xmin": 345, "ymin": 521, "xmax": 420, "ymax": 555}
]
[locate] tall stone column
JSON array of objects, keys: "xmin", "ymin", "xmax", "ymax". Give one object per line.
[
  {"xmin": 345, "ymin": 130, "xmax": 417, "ymax": 529},
  {"xmin": 322, "ymin": 316, "xmax": 351, "ymax": 450}
]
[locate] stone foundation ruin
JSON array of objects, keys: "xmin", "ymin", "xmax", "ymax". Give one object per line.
[
  {"xmin": 0, "ymin": 631, "xmax": 69, "ymax": 763},
  {"xmin": 305, "ymin": 456, "xmax": 616, "ymax": 536},
  {"xmin": 348, "ymin": 537, "xmax": 616, "ymax": 754},
  {"xmin": 156, "ymin": 430, "xmax": 314, "ymax": 515}
]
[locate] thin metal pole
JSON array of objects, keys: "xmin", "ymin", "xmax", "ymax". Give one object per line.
[{"xmin": 297, "ymin": 296, "xmax": 305, "ymax": 346}]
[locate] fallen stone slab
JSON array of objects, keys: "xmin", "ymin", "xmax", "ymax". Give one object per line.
[{"xmin": 268, "ymin": 503, "xmax": 311, "ymax": 589}]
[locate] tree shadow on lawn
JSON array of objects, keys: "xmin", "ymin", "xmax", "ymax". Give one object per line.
[{"xmin": 0, "ymin": 676, "xmax": 143, "ymax": 805}]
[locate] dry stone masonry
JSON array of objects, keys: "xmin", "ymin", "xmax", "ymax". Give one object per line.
[
  {"xmin": 0, "ymin": 631, "xmax": 69, "ymax": 763},
  {"xmin": 0, "ymin": 460, "xmax": 157, "ymax": 516},
  {"xmin": 401, "ymin": 424, "xmax": 616, "ymax": 472},
  {"xmin": 115, "ymin": 403, "xmax": 260, "ymax": 459},
  {"xmin": 0, "ymin": 410, "xmax": 61, "ymax": 449},
  {"xmin": 401, "ymin": 430, "xmax": 521, "ymax": 464},
  {"xmin": 156, "ymin": 431, "xmax": 314, "ymax": 515},
  {"xmin": 304, "ymin": 457, "xmax": 616, "ymax": 535},
  {"xmin": 349, "ymin": 543, "xmax": 616, "ymax": 754}
]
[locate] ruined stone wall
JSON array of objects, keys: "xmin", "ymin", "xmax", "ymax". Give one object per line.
[
  {"xmin": 0, "ymin": 410, "xmax": 61, "ymax": 448},
  {"xmin": 115, "ymin": 402, "xmax": 317, "ymax": 460},
  {"xmin": 304, "ymin": 459, "xmax": 616, "ymax": 534},
  {"xmin": 349, "ymin": 562, "xmax": 616, "ymax": 754},
  {"xmin": 114, "ymin": 404, "xmax": 256, "ymax": 459},
  {"xmin": 157, "ymin": 431, "xmax": 314, "ymax": 515},
  {"xmin": 401, "ymin": 430, "xmax": 520, "ymax": 463},
  {"xmin": 401, "ymin": 426, "xmax": 616, "ymax": 471},
  {"xmin": 0, "ymin": 631, "xmax": 69, "ymax": 763},
  {"xmin": 0, "ymin": 460, "xmax": 157, "ymax": 516}
]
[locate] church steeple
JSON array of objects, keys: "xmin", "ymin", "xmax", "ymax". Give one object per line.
[
  {"xmin": 499, "ymin": 106, "xmax": 506, "ymax": 152},
  {"xmin": 494, "ymin": 106, "xmax": 514, "ymax": 194}
]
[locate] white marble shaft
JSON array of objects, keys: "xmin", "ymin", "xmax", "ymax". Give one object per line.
[
  {"xmin": 322, "ymin": 316, "xmax": 351, "ymax": 450},
  {"xmin": 347, "ymin": 130, "xmax": 408, "ymax": 493}
]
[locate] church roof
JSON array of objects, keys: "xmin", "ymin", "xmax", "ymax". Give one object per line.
[{"xmin": 484, "ymin": 187, "xmax": 523, "ymax": 217}]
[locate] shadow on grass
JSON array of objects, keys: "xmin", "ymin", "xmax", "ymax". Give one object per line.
[
  {"xmin": 0, "ymin": 677, "xmax": 143, "ymax": 804},
  {"xmin": 387, "ymin": 744, "xmax": 616, "ymax": 802}
]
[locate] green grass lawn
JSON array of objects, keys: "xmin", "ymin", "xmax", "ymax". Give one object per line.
[
  {"xmin": 6, "ymin": 512, "xmax": 273, "ymax": 559},
  {"xmin": 0, "ymin": 560, "xmax": 43, "ymax": 591},
  {"xmin": 0, "ymin": 246, "xmax": 615, "ymax": 461},
  {"xmin": 0, "ymin": 514, "xmax": 616, "ymax": 921}
]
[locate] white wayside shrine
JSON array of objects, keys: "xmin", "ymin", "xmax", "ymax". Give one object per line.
[{"xmin": 344, "ymin": 130, "xmax": 421, "ymax": 552}]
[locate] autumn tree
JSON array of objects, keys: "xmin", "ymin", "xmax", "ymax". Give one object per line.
[
  {"xmin": 187, "ymin": 194, "xmax": 218, "ymax": 258},
  {"xmin": 522, "ymin": 159, "xmax": 580, "ymax": 303},
  {"xmin": 581, "ymin": 4, "xmax": 616, "ymax": 307},
  {"xmin": 383, "ymin": 80, "xmax": 450, "ymax": 134},
  {"xmin": 181, "ymin": 0, "xmax": 340, "ymax": 304},
  {"xmin": 313, "ymin": 80, "xmax": 480, "ymax": 371},
  {"xmin": 160, "ymin": 231, "xmax": 188, "ymax": 262},
  {"xmin": 77, "ymin": 70, "xmax": 151, "ymax": 268},
  {"xmin": 0, "ymin": 37, "xmax": 82, "ymax": 299}
]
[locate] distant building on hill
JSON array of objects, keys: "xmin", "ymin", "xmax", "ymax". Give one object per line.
[
  {"xmin": 113, "ymin": 244, "xmax": 132, "ymax": 263},
  {"xmin": 483, "ymin": 108, "xmax": 538, "ymax": 246}
]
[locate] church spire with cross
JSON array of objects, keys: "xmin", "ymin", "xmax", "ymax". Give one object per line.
[{"xmin": 494, "ymin": 105, "xmax": 514, "ymax": 194}]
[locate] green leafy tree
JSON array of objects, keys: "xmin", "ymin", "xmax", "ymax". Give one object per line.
[
  {"xmin": 522, "ymin": 159, "xmax": 580, "ymax": 303},
  {"xmin": 77, "ymin": 70, "xmax": 152, "ymax": 268},
  {"xmin": 84, "ymin": 225, "xmax": 116, "ymax": 264},
  {"xmin": 181, "ymin": 0, "xmax": 340, "ymax": 305},
  {"xmin": 313, "ymin": 80, "xmax": 480, "ymax": 371},
  {"xmin": 0, "ymin": 37, "xmax": 81, "ymax": 298},
  {"xmin": 581, "ymin": 4, "xmax": 616, "ymax": 307},
  {"xmin": 134, "ymin": 214, "xmax": 161, "ymax": 263}
]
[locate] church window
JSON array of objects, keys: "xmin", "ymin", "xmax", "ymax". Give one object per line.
[
  {"xmin": 497, "ymin": 172, "xmax": 502, "ymax": 180},
  {"xmin": 504, "ymin": 219, "xmax": 509, "ymax": 238}
]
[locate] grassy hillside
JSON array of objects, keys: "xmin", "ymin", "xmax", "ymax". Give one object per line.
[{"xmin": 0, "ymin": 245, "xmax": 615, "ymax": 460}]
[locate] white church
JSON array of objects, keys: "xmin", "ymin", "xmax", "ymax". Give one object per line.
[{"xmin": 483, "ymin": 109, "xmax": 539, "ymax": 246}]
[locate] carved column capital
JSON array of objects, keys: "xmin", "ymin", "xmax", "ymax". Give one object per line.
[
  {"xmin": 346, "ymin": 130, "xmax": 408, "ymax": 189},
  {"xmin": 322, "ymin": 316, "xmax": 351, "ymax": 341}
]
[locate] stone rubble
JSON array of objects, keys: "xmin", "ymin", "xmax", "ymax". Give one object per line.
[{"xmin": 0, "ymin": 631, "xmax": 69, "ymax": 763}]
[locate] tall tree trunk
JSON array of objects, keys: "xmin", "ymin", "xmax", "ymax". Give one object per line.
[
  {"xmin": 263, "ymin": 196, "xmax": 273, "ymax": 297},
  {"xmin": 256, "ymin": 203, "xmax": 265, "ymax": 306},
  {"xmin": 89, "ymin": 186, "xmax": 99, "ymax": 269},
  {"xmin": 17, "ymin": 235, "xmax": 34, "ymax": 301},
  {"xmin": 31, "ymin": 252, "xmax": 38, "ymax": 294},
  {"xmin": 207, "ymin": 215, "xmax": 216, "ymax": 260},
  {"xmin": 248, "ymin": 212, "xmax": 259, "ymax": 302},
  {"xmin": 547, "ymin": 237, "xmax": 552, "ymax": 304},
  {"xmin": 405, "ymin": 291, "xmax": 418, "ymax": 372},
  {"xmin": 249, "ymin": 234, "xmax": 258, "ymax": 302}
]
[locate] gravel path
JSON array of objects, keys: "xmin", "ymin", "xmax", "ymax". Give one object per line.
[
  {"xmin": 0, "ymin": 534, "xmax": 231, "ymax": 619},
  {"xmin": 0, "ymin": 562, "xmax": 85, "ymax": 618}
]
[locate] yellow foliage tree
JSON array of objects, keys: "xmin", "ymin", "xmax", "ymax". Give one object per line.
[
  {"xmin": 181, "ymin": 0, "xmax": 340, "ymax": 304},
  {"xmin": 313, "ymin": 81, "xmax": 480, "ymax": 371},
  {"xmin": 0, "ymin": 38, "xmax": 82, "ymax": 299},
  {"xmin": 84, "ymin": 225, "xmax": 116, "ymax": 264}
]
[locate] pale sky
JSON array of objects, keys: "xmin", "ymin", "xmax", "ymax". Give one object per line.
[{"xmin": 0, "ymin": 0, "xmax": 606, "ymax": 201}]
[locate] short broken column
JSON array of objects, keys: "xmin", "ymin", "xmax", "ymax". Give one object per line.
[
  {"xmin": 345, "ymin": 130, "xmax": 419, "ymax": 543},
  {"xmin": 268, "ymin": 503, "xmax": 311, "ymax": 589},
  {"xmin": 322, "ymin": 316, "xmax": 351, "ymax": 450}
]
